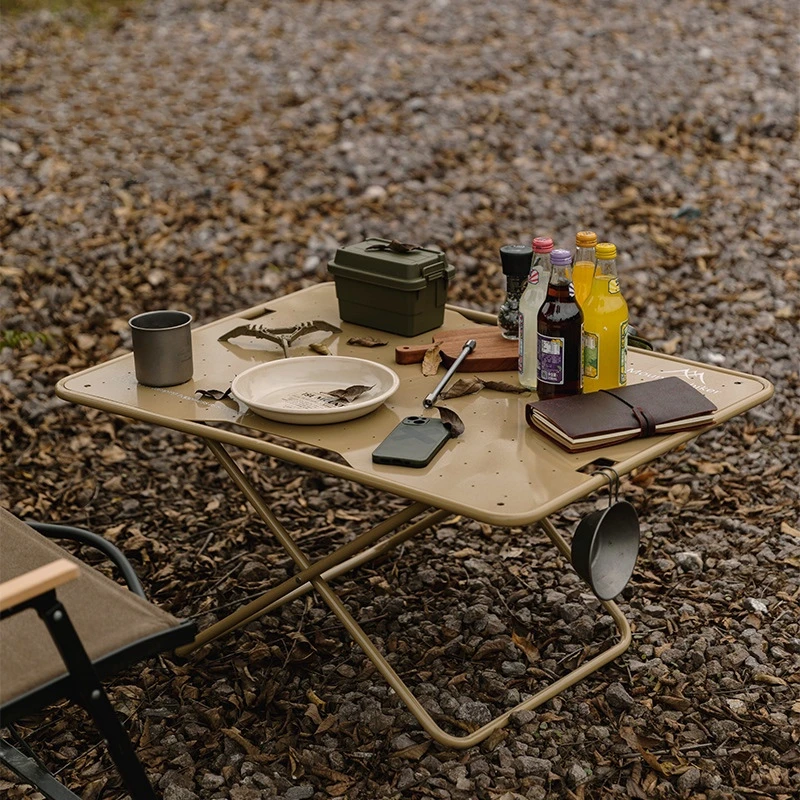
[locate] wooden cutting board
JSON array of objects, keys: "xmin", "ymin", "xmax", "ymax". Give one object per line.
[{"xmin": 394, "ymin": 326, "xmax": 519, "ymax": 372}]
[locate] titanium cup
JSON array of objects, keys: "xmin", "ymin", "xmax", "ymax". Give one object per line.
[
  {"xmin": 129, "ymin": 310, "xmax": 193, "ymax": 387},
  {"xmin": 571, "ymin": 500, "xmax": 640, "ymax": 601}
]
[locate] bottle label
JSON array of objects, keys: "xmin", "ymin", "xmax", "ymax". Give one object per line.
[
  {"xmin": 619, "ymin": 320, "xmax": 628, "ymax": 385},
  {"xmin": 608, "ymin": 278, "xmax": 621, "ymax": 295},
  {"xmin": 537, "ymin": 334, "xmax": 565, "ymax": 385},
  {"xmin": 518, "ymin": 315, "xmax": 524, "ymax": 372},
  {"xmin": 568, "ymin": 281, "xmax": 576, "ymax": 299},
  {"xmin": 583, "ymin": 331, "xmax": 599, "ymax": 378},
  {"xmin": 528, "ymin": 255, "xmax": 542, "ymax": 285}
]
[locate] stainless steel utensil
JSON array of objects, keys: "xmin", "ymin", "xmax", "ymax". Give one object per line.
[{"xmin": 423, "ymin": 339, "xmax": 477, "ymax": 408}]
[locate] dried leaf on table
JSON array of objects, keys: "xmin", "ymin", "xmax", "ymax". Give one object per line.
[
  {"xmin": 347, "ymin": 336, "xmax": 387, "ymax": 347},
  {"xmin": 435, "ymin": 405, "xmax": 465, "ymax": 437},
  {"xmin": 309, "ymin": 342, "xmax": 330, "ymax": 354},
  {"xmin": 324, "ymin": 384, "xmax": 374, "ymax": 403},
  {"xmin": 439, "ymin": 377, "xmax": 484, "ymax": 400},
  {"xmin": 480, "ymin": 379, "xmax": 529, "ymax": 394},
  {"xmin": 439, "ymin": 376, "xmax": 526, "ymax": 400},
  {"xmin": 365, "ymin": 239, "xmax": 421, "ymax": 253},
  {"xmin": 218, "ymin": 319, "xmax": 341, "ymax": 357},
  {"xmin": 422, "ymin": 343, "xmax": 442, "ymax": 376},
  {"xmin": 195, "ymin": 388, "xmax": 232, "ymax": 401}
]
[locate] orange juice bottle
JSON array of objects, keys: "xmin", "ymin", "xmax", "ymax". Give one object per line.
[
  {"xmin": 582, "ymin": 242, "xmax": 629, "ymax": 392},
  {"xmin": 572, "ymin": 230, "xmax": 597, "ymax": 308}
]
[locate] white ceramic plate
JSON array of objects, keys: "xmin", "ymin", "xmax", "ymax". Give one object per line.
[{"xmin": 231, "ymin": 356, "xmax": 400, "ymax": 425}]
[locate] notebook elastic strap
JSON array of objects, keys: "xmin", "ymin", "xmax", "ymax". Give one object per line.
[{"xmin": 600, "ymin": 391, "xmax": 656, "ymax": 437}]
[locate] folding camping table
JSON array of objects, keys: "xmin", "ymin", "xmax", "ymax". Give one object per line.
[{"xmin": 55, "ymin": 282, "xmax": 773, "ymax": 749}]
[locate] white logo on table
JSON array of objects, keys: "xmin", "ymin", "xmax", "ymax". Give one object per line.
[{"xmin": 627, "ymin": 366, "xmax": 720, "ymax": 395}]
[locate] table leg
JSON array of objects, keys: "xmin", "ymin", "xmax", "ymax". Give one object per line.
[
  {"xmin": 177, "ymin": 441, "xmax": 447, "ymax": 656},
  {"xmin": 193, "ymin": 440, "xmax": 632, "ymax": 749}
]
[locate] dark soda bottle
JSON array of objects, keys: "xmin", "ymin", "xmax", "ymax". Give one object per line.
[{"xmin": 536, "ymin": 248, "xmax": 584, "ymax": 399}]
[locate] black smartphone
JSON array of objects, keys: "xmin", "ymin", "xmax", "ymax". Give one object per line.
[{"xmin": 372, "ymin": 416, "xmax": 452, "ymax": 468}]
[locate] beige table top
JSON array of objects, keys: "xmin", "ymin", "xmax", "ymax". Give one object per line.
[{"xmin": 56, "ymin": 283, "xmax": 774, "ymax": 526}]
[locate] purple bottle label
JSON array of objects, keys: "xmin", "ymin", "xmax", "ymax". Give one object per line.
[{"xmin": 537, "ymin": 334, "xmax": 564, "ymax": 384}]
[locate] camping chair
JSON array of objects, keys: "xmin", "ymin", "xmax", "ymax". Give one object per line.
[{"xmin": 0, "ymin": 507, "xmax": 196, "ymax": 799}]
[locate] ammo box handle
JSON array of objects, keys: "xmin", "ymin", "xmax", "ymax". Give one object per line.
[
  {"xmin": 421, "ymin": 262, "xmax": 447, "ymax": 280},
  {"xmin": 421, "ymin": 261, "xmax": 450, "ymax": 307}
]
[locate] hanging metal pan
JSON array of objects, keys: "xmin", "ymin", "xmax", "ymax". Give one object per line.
[{"xmin": 571, "ymin": 499, "xmax": 640, "ymax": 601}]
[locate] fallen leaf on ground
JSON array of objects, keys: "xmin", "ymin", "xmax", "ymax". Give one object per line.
[{"xmin": 781, "ymin": 521, "xmax": 800, "ymax": 538}]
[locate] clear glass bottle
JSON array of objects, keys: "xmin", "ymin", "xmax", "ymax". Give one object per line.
[
  {"xmin": 572, "ymin": 230, "xmax": 598, "ymax": 309},
  {"xmin": 536, "ymin": 248, "xmax": 584, "ymax": 399},
  {"xmin": 498, "ymin": 244, "xmax": 533, "ymax": 340},
  {"xmin": 582, "ymin": 242, "xmax": 629, "ymax": 392},
  {"xmin": 518, "ymin": 237, "xmax": 553, "ymax": 389}
]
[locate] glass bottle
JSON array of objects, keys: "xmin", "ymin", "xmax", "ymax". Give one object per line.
[
  {"xmin": 582, "ymin": 242, "xmax": 629, "ymax": 392},
  {"xmin": 518, "ymin": 237, "xmax": 553, "ymax": 389},
  {"xmin": 572, "ymin": 230, "xmax": 598, "ymax": 309},
  {"xmin": 498, "ymin": 244, "xmax": 533, "ymax": 340},
  {"xmin": 536, "ymin": 248, "xmax": 583, "ymax": 399}
]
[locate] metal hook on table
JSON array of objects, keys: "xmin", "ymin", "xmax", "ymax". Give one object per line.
[{"xmin": 598, "ymin": 466, "xmax": 621, "ymax": 507}]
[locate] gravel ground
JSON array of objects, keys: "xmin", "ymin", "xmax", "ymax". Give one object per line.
[{"xmin": 1, "ymin": 1, "xmax": 799, "ymax": 799}]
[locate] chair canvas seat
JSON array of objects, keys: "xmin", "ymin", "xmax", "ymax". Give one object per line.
[{"xmin": 0, "ymin": 507, "xmax": 192, "ymax": 723}]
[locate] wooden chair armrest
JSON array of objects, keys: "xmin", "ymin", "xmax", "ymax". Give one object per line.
[{"xmin": 0, "ymin": 559, "xmax": 80, "ymax": 612}]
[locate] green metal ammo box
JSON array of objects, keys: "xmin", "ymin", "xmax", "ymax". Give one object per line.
[{"xmin": 328, "ymin": 238, "xmax": 455, "ymax": 337}]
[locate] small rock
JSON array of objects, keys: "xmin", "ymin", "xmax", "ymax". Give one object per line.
[
  {"xmin": 606, "ymin": 682, "xmax": 635, "ymax": 709},
  {"xmin": 566, "ymin": 763, "xmax": 589, "ymax": 788},
  {"xmin": 391, "ymin": 733, "xmax": 417, "ymax": 750},
  {"xmin": 558, "ymin": 602, "xmax": 584, "ymax": 622},
  {"xmin": 501, "ymin": 660, "xmax": 527, "ymax": 677},
  {"xmin": 726, "ymin": 698, "xmax": 747, "ymax": 713},
  {"xmin": 510, "ymin": 709, "xmax": 536, "ymax": 726},
  {"xmin": 674, "ymin": 552, "xmax": 704, "ymax": 572},
  {"xmin": 396, "ymin": 767, "xmax": 417, "ymax": 791},
  {"xmin": 230, "ymin": 788, "xmax": 262, "ymax": 800},
  {"xmin": 455, "ymin": 700, "xmax": 492, "ymax": 726},
  {"xmin": 163, "ymin": 787, "xmax": 199, "ymax": 800},
  {"xmin": 284, "ymin": 786, "xmax": 315, "ymax": 800},
  {"xmin": 677, "ymin": 766, "xmax": 702, "ymax": 792},
  {"xmin": 485, "ymin": 613, "xmax": 507, "ymax": 635},
  {"xmin": 198, "ymin": 773, "xmax": 226, "ymax": 790},
  {"xmin": 744, "ymin": 597, "xmax": 768, "ymax": 614},
  {"xmin": 513, "ymin": 756, "xmax": 551, "ymax": 777}
]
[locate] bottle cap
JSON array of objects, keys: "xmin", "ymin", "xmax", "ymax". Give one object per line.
[
  {"xmin": 576, "ymin": 230, "xmax": 598, "ymax": 248},
  {"xmin": 596, "ymin": 242, "xmax": 617, "ymax": 260},
  {"xmin": 550, "ymin": 249, "xmax": 573, "ymax": 267},
  {"xmin": 532, "ymin": 236, "xmax": 554, "ymax": 254},
  {"xmin": 499, "ymin": 244, "xmax": 533, "ymax": 276}
]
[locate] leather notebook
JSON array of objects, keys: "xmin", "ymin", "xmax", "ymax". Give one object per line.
[{"xmin": 525, "ymin": 377, "xmax": 718, "ymax": 452}]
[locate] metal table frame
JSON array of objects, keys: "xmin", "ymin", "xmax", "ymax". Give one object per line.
[{"xmin": 55, "ymin": 283, "xmax": 773, "ymax": 749}]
